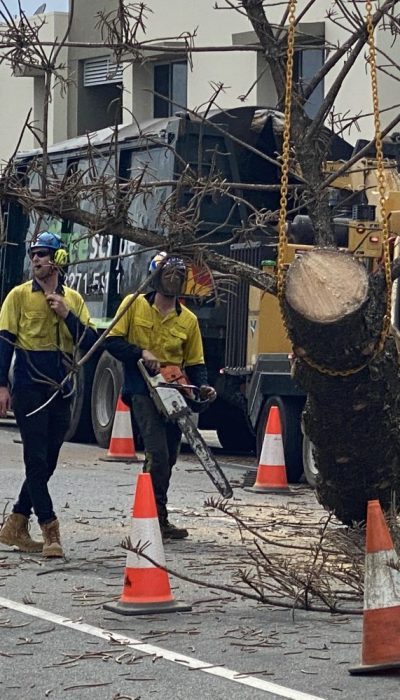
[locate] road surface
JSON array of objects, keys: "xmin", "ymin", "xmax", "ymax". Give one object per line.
[{"xmin": 0, "ymin": 419, "xmax": 398, "ymax": 700}]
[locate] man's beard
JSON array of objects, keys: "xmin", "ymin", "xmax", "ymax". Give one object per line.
[{"xmin": 33, "ymin": 261, "xmax": 56, "ymax": 281}]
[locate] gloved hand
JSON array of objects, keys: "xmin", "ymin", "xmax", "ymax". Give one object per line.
[{"xmin": 199, "ymin": 385, "xmax": 217, "ymax": 402}]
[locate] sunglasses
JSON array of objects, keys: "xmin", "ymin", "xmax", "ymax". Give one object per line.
[{"xmin": 29, "ymin": 249, "xmax": 51, "ymax": 259}]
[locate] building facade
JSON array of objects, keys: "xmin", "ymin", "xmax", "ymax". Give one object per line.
[{"xmin": 0, "ymin": 0, "xmax": 399, "ymax": 163}]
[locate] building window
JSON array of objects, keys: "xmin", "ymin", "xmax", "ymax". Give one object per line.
[
  {"xmin": 83, "ymin": 56, "xmax": 123, "ymax": 87},
  {"xmin": 78, "ymin": 56, "xmax": 123, "ymax": 134},
  {"xmin": 293, "ymin": 47, "xmax": 324, "ymax": 118},
  {"xmin": 153, "ymin": 61, "xmax": 187, "ymax": 118}
]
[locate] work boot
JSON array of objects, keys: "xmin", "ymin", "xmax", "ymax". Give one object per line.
[
  {"xmin": 157, "ymin": 506, "xmax": 189, "ymax": 540},
  {"xmin": 0, "ymin": 513, "xmax": 43, "ymax": 553},
  {"xmin": 40, "ymin": 518, "xmax": 64, "ymax": 558}
]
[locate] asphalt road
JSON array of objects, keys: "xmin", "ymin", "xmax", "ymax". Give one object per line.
[{"xmin": 0, "ymin": 419, "xmax": 399, "ymax": 700}]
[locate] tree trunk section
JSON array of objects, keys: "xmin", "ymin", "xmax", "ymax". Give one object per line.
[{"xmin": 284, "ymin": 249, "xmax": 400, "ymax": 525}]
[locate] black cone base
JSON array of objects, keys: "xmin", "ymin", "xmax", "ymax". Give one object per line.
[
  {"xmin": 104, "ymin": 599, "xmax": 192, "ymax": 616},
  {"xmin": 349, "ymin": 660, "xmax": 400, "ymax": 675}
]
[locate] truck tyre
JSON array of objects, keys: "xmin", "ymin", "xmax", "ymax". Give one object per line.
[
  {"xmin": 64, "ymin": 356, "xmax": 96, "ymax": 443},
  {"xmin": 216, "ymin": 402, "xmax": 256, "ymax": 453},
  {"xmin": 302, "ymin": 433, "xmax": 319, "ymax": 488},
  {"xmin": 256, "ymin": 396, "xmax": 304, "ymax": 483},
  {"xmin": 91, "ymin": 351, "xmax": 123, "ymax": 448}
]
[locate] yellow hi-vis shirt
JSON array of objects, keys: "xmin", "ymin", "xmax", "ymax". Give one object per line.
[
  {"xmin": 108, "ymin": 293, "xmax": 204, "ymax": 367},
  {"xmin": 0, "ymin": 280, "xmax": 93, "ymax": 352},
  {"xmin": 0, "ymin": 279, "xmax": 97, "ymax": 391}
]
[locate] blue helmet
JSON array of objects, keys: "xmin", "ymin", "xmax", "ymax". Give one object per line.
[{"xmin": 30, "ymin": 231, "xmax": 63, "ymax": 252}]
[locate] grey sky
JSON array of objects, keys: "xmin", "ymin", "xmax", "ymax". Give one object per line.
[{"xmin": 2, "ymin": 1, "xmax": 68, "ymax": 16}]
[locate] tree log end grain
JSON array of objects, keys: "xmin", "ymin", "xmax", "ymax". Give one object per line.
[
  {"xmin": 284, "ymin": 254, "xmax": 399, "ymax": 527},
  {"xmin": 283, "ymin": 249, "xmax": 386, "ymax": 373},
  {"xmin": 285, "ymin": 248, "xmax": 369, "ymax": 323}
]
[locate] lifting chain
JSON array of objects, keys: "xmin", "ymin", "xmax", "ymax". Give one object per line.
[
  {"xmin": 275, "ymin": 0, "xmax": 392, "ymax": 378},
  {"xmin": 365, "ymin": 0, "xmax": 392, "ymax": 335},
  {"xmin": 276, "ymin": 0, "xmax": 296, "ymax": 304}
]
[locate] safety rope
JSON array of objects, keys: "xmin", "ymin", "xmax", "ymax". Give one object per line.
[{"xmin": 275, "ymin": 0, "xmax": 392, "ymax": 377}]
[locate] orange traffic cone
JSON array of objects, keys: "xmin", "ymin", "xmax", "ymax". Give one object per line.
[
  {"xmin": 104, "ymin": 473, "xmax": 191, "ymax": 615},
  {"xmin": 245, "ymin": 406, "xmax": 290, "ymax": 493},
  {"xmin": 100, "ymin": 395, "xmax": 138, "ymax": 463},
  {"xmin": 349, "ymin": 499, "xmax": 400, "ymax": 674}
]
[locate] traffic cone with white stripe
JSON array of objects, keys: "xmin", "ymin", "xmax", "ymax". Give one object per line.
[
  {"xmin": 246, "ymin": 406, "xmax": 290, "ymax": 493},
  {"xmin": 103, "ymin": 473, "xmax": 191, "ymax": 615},
  {"xmin": 349, "ymin": 499, "xmax": 400, "ymax": 674},
  {"xmin": 100, "ymin": 394, "xmax": 138, "ymax": 463}
]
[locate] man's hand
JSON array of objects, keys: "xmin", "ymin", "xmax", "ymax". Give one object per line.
[
  {"xmin": 199, "ymin": 385, "xmax": 217, "ymax": 402},
  {"xmin": 46, "ymin": 293, "xmax": 69, "ymax": 319},
  {"xmin": 0, "ymin": 386, "xmax": 11, "ymax": 418},
  {"xmin": 142, "ymin": 349, "xmax": 160, "ymax": 373}
]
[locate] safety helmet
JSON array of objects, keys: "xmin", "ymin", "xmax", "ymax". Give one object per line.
[
  {"xmin": 148, "ymin": 251, "xmax": 186, "ymax": 297},
  {"xmin": 30, "ymin": 231, "xmax": 63, "ymax": 252},
  {"xmin": 148, "ymin": 251, "xmax": 186, "ymax": 273},
  {"xmin": 29, "ymin": 231, "xmax": 68, "ymax": 267}
]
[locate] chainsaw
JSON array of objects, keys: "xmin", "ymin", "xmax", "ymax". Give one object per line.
[{"xmin": 138, "ymin": 359, "xmax": 233, "ymax": 499}]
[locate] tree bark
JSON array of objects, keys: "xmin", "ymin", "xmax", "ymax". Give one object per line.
[{"xmin": 284, "ymin": 249, "xmax": 400, "ymax": 525}]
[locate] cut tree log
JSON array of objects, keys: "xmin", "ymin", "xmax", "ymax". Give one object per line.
[{"xmin": 284, "ymin": 248, "xmax": 400, "ymax": 525}]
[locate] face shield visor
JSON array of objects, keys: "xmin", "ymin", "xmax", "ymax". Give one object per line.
[
  {"xmin": 157, "ymin": 263, "xmax": 186, "ymax": 296},
  {"xmin": 150, "ymin": 254, "xmax": 186, "ymax": 297}
]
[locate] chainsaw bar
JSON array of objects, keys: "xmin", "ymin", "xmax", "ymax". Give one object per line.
[
  {"xmin": 138, "ymin": 360, "xmax": 233, "ymax": 498},
  {"xmin": 176, "ymin": 414, "xmax": 233, "ymax": 499}
]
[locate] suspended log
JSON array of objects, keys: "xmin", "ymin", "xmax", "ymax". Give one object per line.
[{"xmin": 283, "ymin": 248, "xmax": 400, "ymax": 525}]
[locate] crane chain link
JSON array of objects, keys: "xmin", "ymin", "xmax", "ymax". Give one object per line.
[
  {"xmin": 275, "ymin": 0, "xmax": 392, "ymax": 378},
  {"xmin": 276, "ymin": 0, "xmax": 296, "ymax": 305},
  {"xmin": 365, "ymin": 0, "xmax": 392, "ymax": 334}
]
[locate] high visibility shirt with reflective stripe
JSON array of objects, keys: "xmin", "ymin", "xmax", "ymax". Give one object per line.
[{"xmin": 108, "ymin": 293, "xmax": 205, "ymax": 367}]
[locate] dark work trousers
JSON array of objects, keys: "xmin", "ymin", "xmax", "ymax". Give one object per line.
[
  {"xmin": 131, "ymin": 394, "xmax": 181, "ymax": 510},
  {"xmin": 12, "ymin": 388, "xmax": 71, "ymax": 525}
]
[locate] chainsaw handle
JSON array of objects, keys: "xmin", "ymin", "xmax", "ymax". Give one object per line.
[
  {"xmin": 185, "ymin": 394, "xmax": 210, "ymax": 414},
  {"xmin": 138, "ymin": 359, "xmax": 209, "ymax": 413}
]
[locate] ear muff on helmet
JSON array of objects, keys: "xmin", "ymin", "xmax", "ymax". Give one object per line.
[{"xmin": 53, "ymin": 248, "xmax": 68, "ymax": 267}]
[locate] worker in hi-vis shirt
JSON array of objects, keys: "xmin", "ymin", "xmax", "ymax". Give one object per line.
[{"xmin": 0, "ymin": 232, "xmax": 97, "ymax": 558}]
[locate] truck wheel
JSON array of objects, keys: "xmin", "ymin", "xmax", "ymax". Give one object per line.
[
  {"xmin": 65, "ymin": 356, "xmax": 96, "ymax": 443},
  {"xmin": 302, "ymin": 434, "xmax": 319, "ymax": 488},
  {"xmin": 216, "ymin": 404, "xmax": 256, "ymax": 453},
  {"xmin": 256, "ymin": 396, "xmax": 304, "ymax": 483},
  {"xmin": 91, "ymin": 351, "xmax": 123, "ymax": 448}
]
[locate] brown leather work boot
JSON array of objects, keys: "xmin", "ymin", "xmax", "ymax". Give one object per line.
[
  {"xmin": 40, "ymin": 518, "xmax": 64, "ymax": 558},
  {"xmin": 0, "ymin": 513, "xmax": 43, "ymax": 553}
]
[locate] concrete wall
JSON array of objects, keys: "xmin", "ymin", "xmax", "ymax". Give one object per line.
[
  {"xmin": 44, "ymin": 12, "xmax": 69, "ymax": 145},
  {"xmin": 0, "ymin": 66, "xmax": 34, "ymax": 163},
  {"xmin": 0, "ymin": 11, "xmax": 68, "ymax": 163}
]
